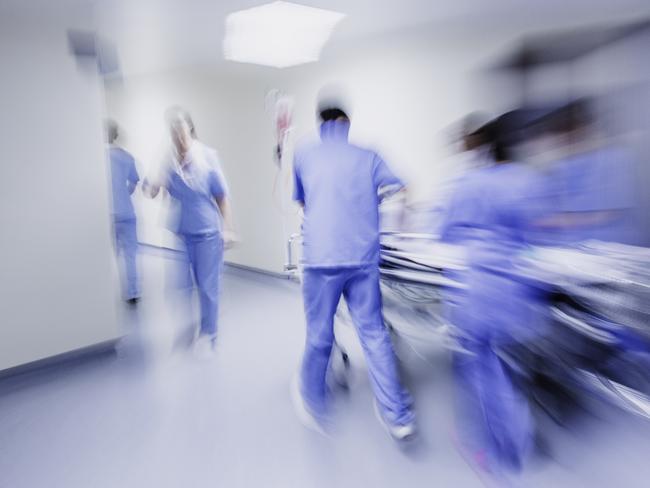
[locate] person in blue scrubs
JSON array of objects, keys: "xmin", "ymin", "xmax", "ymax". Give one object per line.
[
  {"xmin": 143, "ymin": 107, "xmax": 234, "ymax": 353},
  {"xmin": 106, "ymin": 120, "xmax": 140, "ymax": 305},
  {"xmin": 440, "ymin": 114, "xmax": 543, "ymax": 474},
  {"xmin": 292, "ymin": 105, "xmax": 416, "ymax": 441},
  {"xmin": 529, "ymin": 101, "xmax": 636, "ymax": 246}
]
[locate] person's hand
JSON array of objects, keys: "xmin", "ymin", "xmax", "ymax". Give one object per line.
[
  {"xmin": 223, "ymin": 230, "xmax": 239, "ymax": 250},
  {"xmin": 142, "ymin": 178, "xmax": 160, "ymax": 198}
]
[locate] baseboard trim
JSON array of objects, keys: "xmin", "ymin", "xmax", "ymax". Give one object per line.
[
  {"xmin": 0, "ymin": 339, "xmax": 120, "ymax": 381},
  {"xmin": 138, "ymin": 242, "xmax": 185, "ymax": 258},
  {"xmin": 224, "ymin": 261, "xmax": 291, "ymax": 280},
  {"xmin": 138, "ymin": 241, "xmax": 294, "ymax": 280}
]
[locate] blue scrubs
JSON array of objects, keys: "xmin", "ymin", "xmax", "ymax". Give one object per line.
[
  {"xmin": 533, "ymin": 146, "xmax": 635, "ymax": 245},
  {"xmin": 165, "ymin": 142, "xmax": 229, "ymax": 337},
  {"xmin": 440, "ymin": 163, "xmax": 542, "ymax": 471},
  {"xmin": 109, "ymin": 146, "xmax": 140, "ymax": 300},
  {"xmin": 293, "ymin": 120, "xmax": 414, "ymax": 426}
]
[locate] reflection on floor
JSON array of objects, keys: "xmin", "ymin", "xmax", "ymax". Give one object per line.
[{"xmin": 1, "ymin": 250, "xmax": 650, "ymax": 488}]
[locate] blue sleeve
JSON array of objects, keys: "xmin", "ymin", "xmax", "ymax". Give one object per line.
[
  {"xmin": 438, "ymin": 189, "xmax": 463, "ymax": 243},
  {"xmin": 293, "ymin": 155, "xmax": 305, "ymax": 204},
  {"xmin": 128, "ymin": 155, "xmax": 140, "ymax": 184},
  {"xmin": 438, "ymin": 173, "xmax": 487, "ymax": 243},
  {"xmin": 602, "ymin": 150, "xmax": 634, "ymax": 210},
  {"xmin": 372, "ymin": 153, "xmax": 404, "ymax": 189},
  {"xmin": 209, "ymin": 168, "xmax": 228, "ymax": 199}
]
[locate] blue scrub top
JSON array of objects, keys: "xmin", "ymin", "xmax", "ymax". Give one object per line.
[
  {"xmin": 293, "ymin": 120, "xmax": 404, "ymax": 268},
  {"xmin": 440, "ymin": 164, "xmax": 541, "ymax": 263},
  {"xmin": 440, "ymin": 163, "xmax": 545, "ymax": 343},
  {"xmin": 165, "ymin": 142, "xmax": 229, "ymax": 237},
  {"xmin": 541, "ymin": 146, "xmax": 634, "ymax": 244},
  {"xmin": 108, "ymin": 146, "xmax": 139, "ymax": 222}
]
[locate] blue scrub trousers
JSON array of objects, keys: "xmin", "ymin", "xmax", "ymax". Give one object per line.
[
  {"xmin": 449, "ymin": 268, "xmax": 534, "ymax": 471},
  {"xmin": 181, "ymin": 233, "xmax": 224, "ymax": 337},
  {"xmin": 114, "ymin": 219, "xmax": 139, "ymax": 300},
  {"xmin": 300, "ymin": 265, "xmax": 414, "ymax": 426},
  {"xmin": 453, "ymin": 339, "xmax": 532, "ymax": 471}
]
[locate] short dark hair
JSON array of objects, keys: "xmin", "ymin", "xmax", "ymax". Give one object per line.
[
  {"xmin": 490, "ymin": 111, "xmax": 527, "ymax": 162},
  {"xmin": 533, "ymin": 98, "xmax": 593, "ymax": 136},
  {"xmin": 319, "ymin": 107, "xmax": 349, "ymax": 123},
  {"xmin": 106, "ymin": 119, "xmax": 119, "ymax": 144}
]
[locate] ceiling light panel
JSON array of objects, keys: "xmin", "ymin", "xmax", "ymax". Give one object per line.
[{"xmin": 223, "ymin": 1, "xmax": 345, "ymax": 68}]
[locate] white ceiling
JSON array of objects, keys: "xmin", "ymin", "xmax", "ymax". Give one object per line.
[{"xmin": 92, "ymin": 0, "xmax": 650, "ymax": 76}]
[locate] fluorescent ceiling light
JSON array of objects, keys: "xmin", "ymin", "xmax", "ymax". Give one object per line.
[{"xmin": 223, "ymin": 1, "xmax": 345, "ymax": 68}]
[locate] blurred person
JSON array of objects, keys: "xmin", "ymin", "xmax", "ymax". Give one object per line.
[
  {"xmin": 452, "ymin": 113, "xmax": 493, "ymax": 173},
  {"xmin": 106, "ymin": 120, "xmax": 141, "ymax": 305},
  {"xmin": 421, "ymin": 114, "xmax": 493, "ymax": 235},
  {"xmin": 440, "ymin": 112, "xmax": 545, "ymax": 476},
  {"xmin": 143, "ymin": 107, "xmax": 235, "ymax": 355},
  {"xmin": 530, "ymin": 100, "xmax": 636, "ymax": 245},
  {"xmin": 436, "ymin": 119, "xmax": 497, "ymax": 312},
  {"xmin": 291, "ymin": 103, "xmax": 416, "ymax": 441},
  {"xmin": 438, "ymin": 116, "xmax": 494, "ymax": 222}
]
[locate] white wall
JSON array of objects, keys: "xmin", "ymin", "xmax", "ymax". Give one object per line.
[
  {"xmin": 105, "ymin": 67, "xmax": 287, "ymax": 273},
  {"xmin": 0, "ymin": 6, "xmax": 120, "ymax": 370}
]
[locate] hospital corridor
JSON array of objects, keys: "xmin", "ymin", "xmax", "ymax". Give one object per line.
[
  {"xmin": 4, "ymin": 1, "xmax": 650, "ymax": 487},
  {"xmin": 3, "ymin": 250, "xmax": 650, "ymax": 488}
]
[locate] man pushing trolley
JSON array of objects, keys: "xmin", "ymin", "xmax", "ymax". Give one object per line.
[{"xmin": 290, "ymin": 98, "xmax": 416, "ymax": 442}]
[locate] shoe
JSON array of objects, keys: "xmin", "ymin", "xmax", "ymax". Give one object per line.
[
  {"xmin": 451, "ymin": 431, "xmax": 508, "ymax": 488},
  {"xmin": 290, "ymin": 374, "xmax": 328, "ymax": 436},
  {"xmin": 374, "ymin": 401, "xmax": 417, "ymax": 442},
  {"xmin": 193, "ymin": 334, "xmax": 216, "ymax": 359},
  {"xmin": 126, "ymin": 297, "xmax": 140, "ymax": 306},
  {"xmin": 173, "ymin": 324, "xmax": 198, "ymax": 352}
]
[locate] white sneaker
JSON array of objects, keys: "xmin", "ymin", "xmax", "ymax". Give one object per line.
[
  {"xmin": 374, "ymin": 401, "xmax": 417, "ymax": 442},
  {"xmin": 193, "ymin": 334, "xmax": 216, "ymax": 359},
  {"xmin": 290, "ymin": 375, "xmax": 328, "ymax": 437}
]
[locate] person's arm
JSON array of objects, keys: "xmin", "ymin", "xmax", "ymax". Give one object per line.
[
  {"xmin": 392, "ymin": 187, "xmax": 409, "ymax": 231},
  {"xmin": 127, "ymin": 155, "xmax": 140, "ymax": 195},
  {"xmin": 292, "ymin": 154, "xmax": 305, "ymax": 209},
  {"xmin": 373, "ymin": 153, "xmax": 405, "ymax": 194},
  {"xmin": 534, "ymin": 210, "xmax": 622, "ymax": 230},
  {"xmin": 142, "ymin": 178, "xmax": 160, "ymax": 198},
  {"xmin": 216, "ymin": 196, "xmax": 235, "ymax": 240},
  {"xmin": 373, "ymin": 153, "xmax": 408, "ymax": 230},
  {"xmin": 209, "ymin": 166, "xmax": 237, "ymax": 248},
  {"xmin": 142, "ymin": 157, "xmax": 169, "ymax": 199}
]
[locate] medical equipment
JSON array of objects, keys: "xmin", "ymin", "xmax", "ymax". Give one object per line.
[{"xmin": 286, "ymin": 233, "xmax": 650, "ymax": 422}]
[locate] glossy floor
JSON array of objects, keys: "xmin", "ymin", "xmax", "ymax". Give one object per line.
[{"xmin": 1, "ymin": 251, "xmax": 650, "ymax": 488}]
